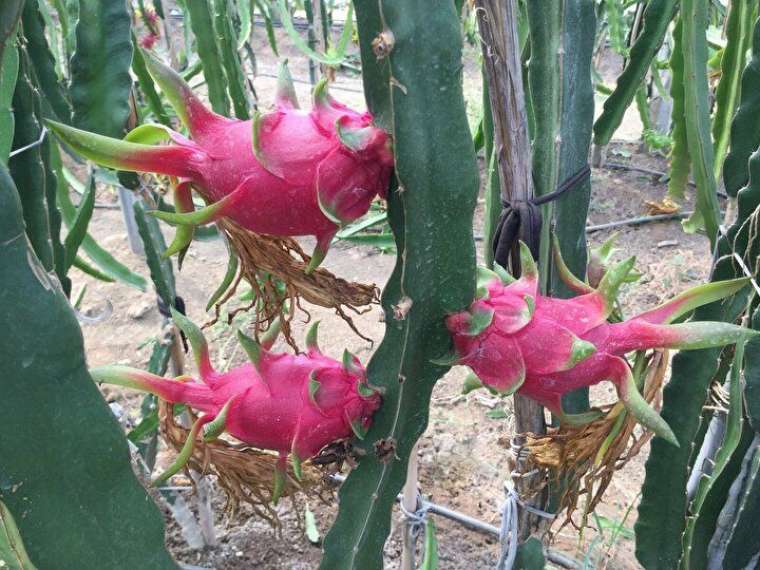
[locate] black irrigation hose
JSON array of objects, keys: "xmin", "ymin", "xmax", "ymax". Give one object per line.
[
  {"xmin": 604, "ymin": 161, "xmax": 729, "ymax": 199},
  {"xmin": 473, "ymin": 210, "xmax": 713, "ymax": 241},
  {"xmin": 167, "ymin": 10, "xmax": 348, "ymax": 34},
  {"xmin": 585, "ymin": 212, "xmax": 691, "ymax": 233},
  {"xmin": 255, "ymin": 71, "xmax": 364, "ymax": 93}
]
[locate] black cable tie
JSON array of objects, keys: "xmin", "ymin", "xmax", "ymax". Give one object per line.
[{"xmin": 493, "ymin": 164, "xmax": 591, "ymax": 274}]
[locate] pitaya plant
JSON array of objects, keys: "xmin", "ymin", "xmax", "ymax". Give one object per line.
[
  {"xmin": 583, "ymin": 232, "xmax": 641, "ymax": 290},
  {"xmin": 46, "ymin": 53, "xmax": 394, "ymax": 272},
  {"xmin": 442, "ymin": 242, "xmax": 755, "ymax": 445},
  {"xmin": 90, "ymin": 310, "xmax": 382, "ymax": 502}
]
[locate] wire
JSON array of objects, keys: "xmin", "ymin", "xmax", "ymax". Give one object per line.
[{"xmin": 8, "ymin": 127, "xmax": 48, "ymax": 158}]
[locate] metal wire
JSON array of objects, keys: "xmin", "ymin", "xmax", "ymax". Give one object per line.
[
  {"xmin": 398, "ymin": 491, "xmax": 432, "ymax": 543},
  {"xmin": 718, "ymin": 224, "xmax": 760, "ymax": 297},
  {"xmin": 497, "ymin": 480, "xmax": 556, "ymax": 570},
  {"xmin": 8, "ymin": 127, "xmax": 48, "ymax": 158}
]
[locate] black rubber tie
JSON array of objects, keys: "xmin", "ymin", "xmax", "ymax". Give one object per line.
[{"xmin": 493, "ymin": 164, "xmax": 591, "ymax": 273}]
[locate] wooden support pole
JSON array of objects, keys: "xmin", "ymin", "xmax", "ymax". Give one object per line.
[{"xmin": 476, "ymin": 0, "xmax": 549, "ymax": 542}]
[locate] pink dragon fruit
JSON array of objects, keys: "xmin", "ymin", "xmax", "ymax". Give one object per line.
[
  {"xmin": 91, "ymin": 310, "xmax": 381, "ymax": 502},
  {"xmin": 139, "ymin": 33, "xmax": 159, "ymax": 50},
  {"xmin": 442, "ymin": 242, "xmax": 755, "ymax": 446},
  {"xmin": 47, "ymin": 53, "xmax": 394, "ymax": 272}
]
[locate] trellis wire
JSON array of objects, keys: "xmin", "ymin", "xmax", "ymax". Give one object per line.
[
  {"xmin": 497, "ymin": 478, "xmax": 556, "ymax": 570},
  {"xmin": 718, "ymin": 223, "xmax": 760, "ymax": 297},
  {"xmin": 8, "ymin": 126, "xmax": 47, "ymax": 158},
  {"xmin": 330, "ymin": 473, "xmax": 577, "ymax": 568}
]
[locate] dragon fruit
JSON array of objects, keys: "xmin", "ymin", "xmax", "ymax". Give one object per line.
[
  {"xmin": 91, "ymin": 310, "xmax": 381, "ymax": 502},
  {"xmin": 47, "ymin": 53, "xmax": 394, "ymax": 272},
  {"xmin": 443, "ymin": 242, "xmax": 755, "ymax": 446},
  {"xmin": 139, "ymin": 33, "xmax": 159, "ymax": 50}
]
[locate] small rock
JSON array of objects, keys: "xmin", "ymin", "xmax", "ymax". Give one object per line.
[
  {"xmin": 109, "ymin": 402, "xmax": 124, "ymax": 420},
  {"xmin": 102, "ymin": 233, "xmax": 127, "ymax": 248},
  {"xmin": 127, "ymin": 300, "xmax": 153, "ymax": 319},
  {"xmin": 438, "ymin": 438, "xmax": 456, "ymax": 455}
]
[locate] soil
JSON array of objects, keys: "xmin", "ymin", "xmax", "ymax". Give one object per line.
[{"xmin": 74, "ymin": 14, "xmax": 715, "ymax": 570}]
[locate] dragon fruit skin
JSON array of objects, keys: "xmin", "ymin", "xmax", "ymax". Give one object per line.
[
  {"xmin": 139, "ymin": 33, "xmax": 159, "ymax": 50},
  {"xmin": 46, "ymin": 54, "xmax": 393, "ymax": 272},
  {"xmin": 444, "ymin": 242, "xmax": 755, "ymax": 445},
  {"xmin": 91, "ymin": 311, "xmax": 381, "ymax": 501}
]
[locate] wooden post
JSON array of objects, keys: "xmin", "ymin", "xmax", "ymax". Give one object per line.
[
  {"xmin": 400, "ymin": 442, "xmax": 420, "ymax": 570},
  {"xmin": 476, "ymin": 0, "xmax": 549, "ymax": 541}
]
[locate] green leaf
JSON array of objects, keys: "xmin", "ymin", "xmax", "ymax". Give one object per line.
[
  {"xmin": 0, "ymin": 163, "xmax": 176, "ymax": 569},
  {"xmin": 339, "ymin": 232, "xmax": 396, "ymax": 251},
  {"xmin": 420, "ymin": 518, "xmax": 438, "ymax": 570},
  {"xmin": 723, "ymin": 16, "xmax": 760, "ymax": 197},
  {"xmin": 515, "ymin": 536, "xmax": 545, "ymax": 569},
  {"xmin": 254, "ymin": 0, "xmax": 279, "ymax": 56},
  {"xmin": 634, "ymin": 143, "xmax": 760, "ymax": 567},
  {"xmin": 0, "ymin": 499, "xmax": 37, "ymax": 570},
  {"xmin": 745, "ymin": 305, "xmax": 760, "ymax": 432},
  {"xmin": 635, "ymin": 275, "xmax": 746, "ymax": 567},
  {"xmin": 634, "ymin": 86, "xmax": 652, "ymax": 133},
  {"xmin": 134, "ymin": 201, "xmax": 176, "ymax": 309},
  {"xmin": 720, "ymin": 434, "xmax": 760, "ymax": 569},
  {"xmin": 486, "ymin": 408, "xmax": 508, "ymax": 420},
  {"xmin": 304, "ymin": 505, "xmax": 320, "ymax": 545},
  {"xmin": 63, "ymin": 175, "xmax": 95, "ymax": 272},
  {"xmin": 214, "ymin": 0, "xmax": 250, "ymax": 119},
  {"xmin": 54, "ymin": 152, "xmax": 147, "ymax": 291},
  {"xmin": 481, "ymin": 78, "xmax": 501, "ymax": 269},
  {"xmin": 680, "ymin": 0, "xmax": 721, "ymax": 246},
  {"xmin": 130, "ymin": 35, "xmax": 171, "ymax": 126},
  {"xmin": 319, "ymin": 1, "xmax": 479, "ymax": 567},
  {"xmin": 49, "ymin": 0, "xmax": 75, "ymax": 63},
  {"xmin": 604, "ymin": 0, "xmax": 626, "ymax": 55},
  {"xmin": 70, "ymin": 0, "xmax": 133, "ymax": 138},
  {"xmin": 668, "ymin": 18, "xmax": 690, "ymax": 202},
  {"xmin": 543, "ymin": 0, "xmax": 596, "ymax": 414},
  {"xmin": 593, "ymin": 0, "xmax": 678, "ymax": 147},
  {"xmin": 186, "ymin": 0, "xmax": 230, "ymax": 116},
  {"xmin": 9, "ymin": 51, "xmax": 53, "ymax": 271},
  {"xmin": 0, "ymin": 1, "xmax": 24, "ymax": 64},
  {"xmin": 0, "ymin": 35, "xmax": 18, "ymax": 164},
  {"xmin": 205, "ymin": 241, "xmax": 239, "ymax": 311},
  {"xmin": 681, "ymin": 342, "xmax": 747, "ymax": 568},
  {"xmin": 131, "ymin": 339, "xmax": 174, "ymax": 470},
  {"xmin": 72, "ymin": 255, "xmax": 116, "ymax": 283},
  {"xmin": 334, "ymin": 3, "xmax": 355, "ymax": 58},
  {"xmin": 711, "ymin": 0, "xmax": 756, "ymax": 182},
  {"xmin": 236, "ymin": 0, "xmax": 252, "ymax": 50},
  {"xmin": 335, "ymin": 212, "xmax": 388, "ymax": 239},
  {"xmin": 34, "ymin": 0, "xmax": 63, "ymax": 79},
  {"xmin": 21, "ymin": 0, "xmax": 71, "ymax": 122},
  {"xmin": 275, "ymin": 0, "xmax": 345, "ymax": 66},
  {"xmin": 688, "ymin": 426, "xmax": 754, "ymax": 570}
]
